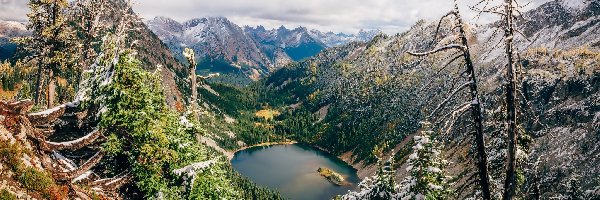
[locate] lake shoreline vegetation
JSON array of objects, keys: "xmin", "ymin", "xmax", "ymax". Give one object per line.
[
  {"xmin": 1, "ymin": 0, "xmax": 599, "ymax": 199},
  {"xmin": 233, "ymin": 141, "xmax": 299, "ymax": 155}
]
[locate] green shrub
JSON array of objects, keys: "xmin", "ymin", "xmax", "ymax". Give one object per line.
[
  {"xmin": 0, "ymin": 140, "xmax": 23, "ymax": 173},
  {"xmin": 18, "ymin": 167, "xmax": 54, "ymax": 192},
  {"xmin": 0, "ymin": 189, "xmax": 17, "ymax": 200}
]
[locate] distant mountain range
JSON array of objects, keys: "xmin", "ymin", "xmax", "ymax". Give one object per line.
[
  {"xmin": 146, "ymin": 16, "xmax": 380, "ymax": 84},
  {"xmin": 0, "ymin": 21, "xmax": 28, "ymax": 60},
  {"xmin": 309, "ymin": 29, "xmax": 381, "ymax": 47}
]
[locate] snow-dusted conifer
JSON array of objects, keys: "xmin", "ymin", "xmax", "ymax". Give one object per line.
[
  {"xmin": 397, "ymin": 121, "xmax": 451, "ymax": 200},
  {"xmin": 341, "ymin": 146, "xmax": 397, "ymax": 200}
]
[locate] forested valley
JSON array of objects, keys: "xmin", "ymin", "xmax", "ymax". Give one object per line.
[{"xmin": 0, "ymin": 0, "xmax": 598, "ymax": 199}]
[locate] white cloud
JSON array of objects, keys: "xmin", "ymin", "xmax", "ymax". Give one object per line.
[
  {"xmin": 1, "ymin": 0, "xmax": 553, "ymax": 34},
  {"xmin": 0, "ymin": 0, "xmax": 29, "ymax": 22}
]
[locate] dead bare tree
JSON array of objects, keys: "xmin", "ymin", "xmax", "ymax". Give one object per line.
[
  {"xmin": 502, "ymin": 1, "xmax": 518, "ymax": 198},
  {"xmin": 470, "ymin": 0, "xmax": 527, "ymax": 198},
  {"xmin": 1, "ymin": 100, "xmax": 130, "ymax": 199},
  {"xmin": 184, "ymin": 48, "xmax": 198, "ymax": 113},
  {"xmin": 407, "ymin": 1, "xmax": 491, "ymax": 199}
]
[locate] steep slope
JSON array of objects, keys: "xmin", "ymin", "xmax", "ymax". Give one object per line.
[
  {"xmin": 127, "ymin": 17, "xmax": 187, "ymax": 109},
  {"xmin": 89, "ymin": 0, "xmax": 188, "ymax": 110},
  {"xmin": 0, "ymin": 1, "xmax": 286, "ymax": 199},
  {"xmin": 245, "ymin": 25, "xmax": 327, "ymax": 61}
]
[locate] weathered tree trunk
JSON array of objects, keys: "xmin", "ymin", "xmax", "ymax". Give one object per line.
[
  {"xmin": 184, "ymin": 48, "xmax": 198, "ymax": 111},
  {"xmin": 191, "ymin": 66, "xmax": 197, "ymax": 105},
  {"xmin": 503, "ymin": 0, "xmax": 518, "ymax": 199},
  {"xmin": 35, "ymin": 62, "xmax": 43, "ymax": 105},
  {"xmin": 54, "ymin": 151, "xmax": 105, "ymax": 181},
  {"xmin": 455, "ymin": 9, "xmax": 492, "ymax": 200},
  {"xmin": 47, "ymin": 69, "xmax": 55, "ymax": 108},
  {"xmin": 41, "ymin": 129, "xmax": 103, "ymax": 151}
]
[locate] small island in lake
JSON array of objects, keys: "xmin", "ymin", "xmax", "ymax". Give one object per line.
[{"xmin": 317, "ymin": 167, "xmax": 345, "ymax": 186}]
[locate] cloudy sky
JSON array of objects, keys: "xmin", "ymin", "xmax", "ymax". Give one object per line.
[{"xmin": 1, "ymin": 0, "xmax": 552, "ymax": 34}]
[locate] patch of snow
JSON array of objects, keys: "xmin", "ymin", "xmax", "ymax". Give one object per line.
[
  {"xmin": 72, "ymin": 171, "xmax": 93, "ymax": 183},
  {"xmin": 66, "ymin": 100, "xmax": 80, "ymax": 108},
  {"xmin": 173, "ymin": 160, "xmax": 217, "ymax": 191},
  {"xmin": 427, "ymin": 166, "xmax": 441, "ymax": 173},
  {"xmin": 179, "ymin": 115, "xmax": 194, "ymax": 128},
  {"xmin": 52, "ymin": 151, "xmax": 77, "ymax": 171},
  {"xmin": 560, "ymin": 0, "xmax": 589, "ymax": 10},
  {"xmin": 28, "ymin": 104, "xmax": 66, "ymax": 117}
]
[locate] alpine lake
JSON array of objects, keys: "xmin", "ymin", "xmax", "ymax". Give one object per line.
[{"xmin": 231, "ymin": 144, "xmax": 361, "ymax": 200}]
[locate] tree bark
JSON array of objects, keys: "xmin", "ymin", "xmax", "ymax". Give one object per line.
[
  {"xmin": 35, "ymin": 62, "xmax": 43, "ymax": 105},
  {"xmin": 191, "ymin": 66, "xmax": 197, "ymax": 106},
  {"xmin": 503, "ymin": 0, "xmax": 518, "ymax": 199},
  {"xmin": 47, "ymin": 69, "xmax": 55, "ymax": 108},
  {"xmin": 455, "ymin": 8, "xmax": 492, "ymax": 200},
  {"xmin": 41, "ymin": 129, "xmax": 103, "ymax": 151},
  {"xmin": 54, "ymin": 151, "xmax": 105, "ymax": 181},
  {"xmin": 27, "ymin": 104, "xmax": 66, "ymax": 126}
]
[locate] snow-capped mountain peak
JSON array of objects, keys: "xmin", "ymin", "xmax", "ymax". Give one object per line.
[{"xmin": 308, "ymin": 29, "xmax": 382, "ymax": 47}]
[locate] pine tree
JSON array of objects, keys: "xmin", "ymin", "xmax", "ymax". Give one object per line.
[
  {"xmin": 567, "ymin": 175, "xmax": 582, "ymax": 200},
  {"xmin": 19, "ymin": 0, "xmax": 80, "ymax": 107},
  {"xmin": 397, "ymin": 121, "xmax": 451, "ymax": 200},
  {"xmin": 341, "ymin": 155, "xmax": 396, "ymax": 200},
  {"xmin": 70, "ymin": 0, "xmax": 110, "ymax": 67}
]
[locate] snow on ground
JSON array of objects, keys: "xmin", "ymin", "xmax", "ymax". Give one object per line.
[
  {"xmin": 560, "ymin": 0, "xmax": 589, "ymax": 10},
  {"xmin": 201, "ymin": 84, "xmax": 220, "ymax": 96},
  {"xmin": 179, "ymin": 115, "xmax": 194, "ymax": 128},
  {"xmin": 72, "ymin": 171, "xmax": 93, "ymax": 183},
  {"xmin": 28, "ymin": 104, "xmax": 66, "ymax": 117},
  {"xmin": 223, "ymin": 114, "xmax": 236, "ymax": 123}
]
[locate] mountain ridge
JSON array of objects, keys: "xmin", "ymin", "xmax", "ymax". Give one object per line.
[{"xmin": 146, "ymin": 16, "xmax": 381, "ymax": 84}]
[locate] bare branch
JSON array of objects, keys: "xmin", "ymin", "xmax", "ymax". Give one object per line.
[
  {"xmin": 442, "ymin": 102, "xmax": 471, "ymax": 136},
  {"xmin": 71, "ymin": 184, "xmax": 94, "ymax": 200},
  {"xmin": 408, "ymin": 44, "xmax": 466, "ymax": 57},
  {"xmin": 27, "ymin": 106, "xmax": 66, "ymax": 126},
  {"xmin": 42, "ymin": 129, "xmax": 103, "ymax": 151},
  {"xmin": 434, "ymin": 101, "xmax": 471, "ymax": 128},
  {"xmin": 91, "ymin": 171, "xmax": 132, "ymax": 191},
  {"xmin": 417, "ymin": 53, "xmax": 463, "ymax": 94},
  {"xmin": 430, "ymin": 11, "xmax": 458, "ymax": 46},
  {"xmin": 54, "ymin": 151, "xmax": 105, "ymax": 181},
  {"xmin": 427, "ymin": 81, "xmax": 473, "ymax": 119}
]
